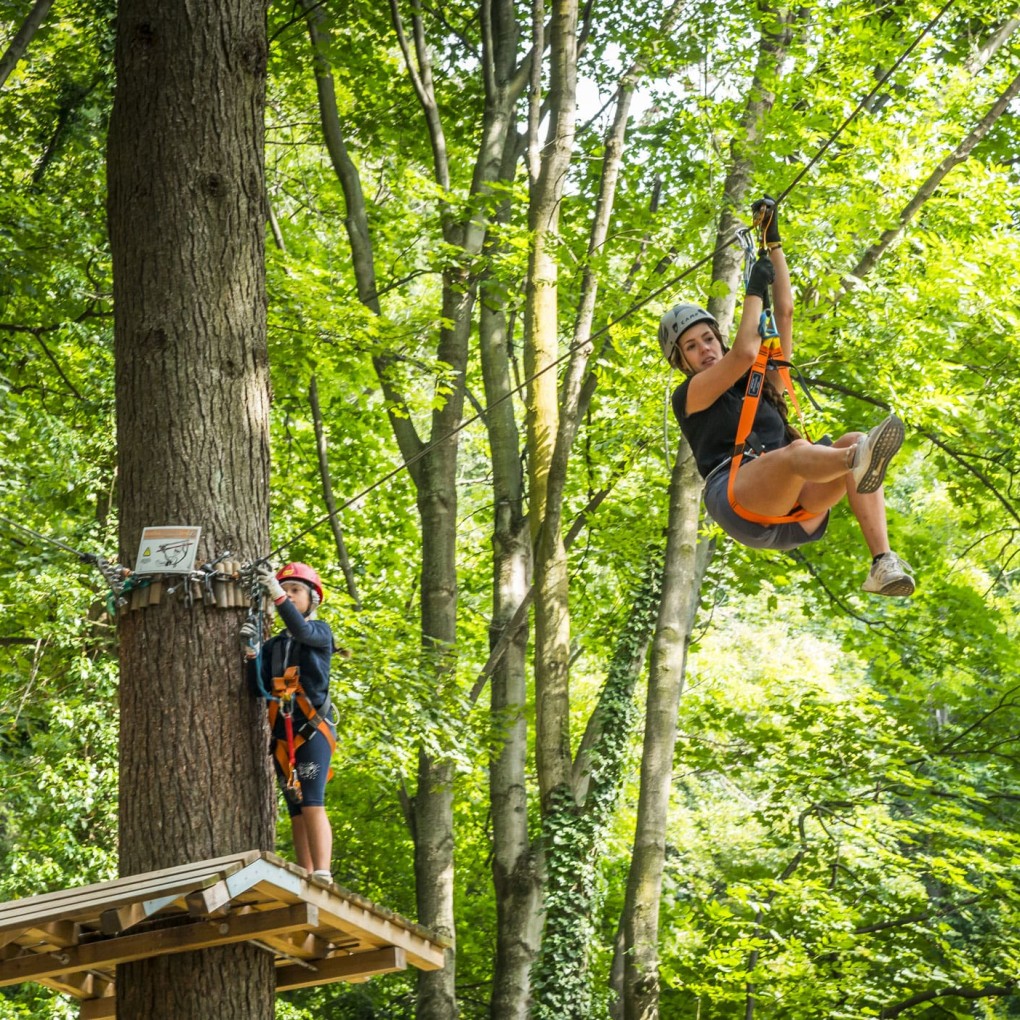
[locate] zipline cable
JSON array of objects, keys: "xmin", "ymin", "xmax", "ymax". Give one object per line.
[
  {"xmin": 267, "ymin": 244, "xmax": 725, "ymax": 560},
  {"xmin": 4, "ymin": 7, "xmax": 957, "ymax": 571},
  {"xmin": 271, "ymin": 3, "xmax": 960, "ymax": 559},
  {"xmin": 775, "ymin": 0, "xmax": 957, "ymax": 203},
  {"xmin": 0, "ymin": 511, "xmax": 98, "ymax": 563}
]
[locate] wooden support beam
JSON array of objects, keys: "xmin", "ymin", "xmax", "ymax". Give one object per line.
[
  {"xmin": 77, "ymin": 941, "xmax": 408, "ymax": 1018},
  {"xmin": 275, "ymin": 946, "xmax": 406, "ymax": 991},
  {"xmin": 80, "ymin": 996, "xmax": 115, "ymax": 1020},
  {"xmin": 100, "ymin": 892, "xmax": 183, "ymax": 935},
  {"xmin": 185, "ymin": 879, "xmax": 233, "ymax": 918},
  {"xmin": 248, "ymin": 871, "xmax": 445, "ymax": 970},
  {"xmin": 35, "ymin": 919, "xmax": 81, "ymax": 947},
  {"xmin": 0, "ymin": 903, "xmax": 316, "ymax": 988},
  {"xmin": 311, "ymin": 897, "xmax": 446, "ymax": 970},
  {"xmin": 249, "ymin": 928, "xmax": 334, "ymax": 961}
]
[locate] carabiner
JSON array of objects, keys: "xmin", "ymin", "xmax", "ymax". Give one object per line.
[{"xmin": 758, "ymin": 308, "xmax": 780, "ymax": 341}]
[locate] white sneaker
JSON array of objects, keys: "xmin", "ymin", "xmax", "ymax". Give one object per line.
[
  {"xmin": 850, "ymin": 415, "xmax": 904, "ymax": 494},
  {"xmin": 862, "ymin": 553, "xmax": 915, "ymax": 597}
]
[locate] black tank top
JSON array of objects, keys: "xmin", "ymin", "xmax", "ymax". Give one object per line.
[{"xmin": 672, "ymin": 377, "xmax": 786, "ymax": 479}]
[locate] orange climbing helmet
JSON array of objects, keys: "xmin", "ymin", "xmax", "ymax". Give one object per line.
[{"xmin": 276, "ymin": 562, "xmax": 324, "ymax": 603}]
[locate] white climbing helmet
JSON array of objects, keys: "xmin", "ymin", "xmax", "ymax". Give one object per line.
[{"xmin": 658, "ymin": 304, "xmax": 718, "ymax": 362}]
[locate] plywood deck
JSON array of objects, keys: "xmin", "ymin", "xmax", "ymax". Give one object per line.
[{"xmin": 0, "ymin": 851, "xmax": 447, "ymax": 1018}]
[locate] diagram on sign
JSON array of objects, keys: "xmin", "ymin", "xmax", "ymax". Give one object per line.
[{"xmin": 134, "ymin": 526, "xmax": 202, "ymax": 574}]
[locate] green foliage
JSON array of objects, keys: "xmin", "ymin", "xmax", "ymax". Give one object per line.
[{"xmin": 4, "ymin": 0, "xmax": 1020, "ymax": 1018}]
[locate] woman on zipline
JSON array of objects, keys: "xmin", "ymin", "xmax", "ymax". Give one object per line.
[{"xmin": 659, "ymin": 197, "xmax": 915, "ymax": 597}]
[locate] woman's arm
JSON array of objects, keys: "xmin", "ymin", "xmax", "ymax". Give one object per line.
[
  {"xmin": 769, "ymin": 247, "xmax": 793, "ymax": 363},
  {"xmin": 684, "ymin": 254, "xmax": 772, "ymax": 415}
]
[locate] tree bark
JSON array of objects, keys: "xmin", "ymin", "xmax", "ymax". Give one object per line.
[
  {"xmin": 620, "ymin": 445, "xmax": 708, "ymax": 1020},
  {"xmin": 711, "ymin": 3, "xmax": 797, "ymax": 334},
  {"xmin": 107, "ymin": 2, "xmax": 274, "ymax": 1018},
  {"xmin": 301, "ymin": 4, "xmax": 528, "ymax": 1013},
  {"xmin": 616, "ymin": 8, "xmax": 794, "ymax": 1015},
  {"xmin": 481, "ymin": 120, "xmax": 541, "ymax": 1020},
  {"xmin": 526, "ymin": 0, "xmax": 578, "ymax": 807}
]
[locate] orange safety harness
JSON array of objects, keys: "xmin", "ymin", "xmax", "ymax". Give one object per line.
[
  {"xmin": 728, "ymin": 220, "xmax": 824, "ymax": 528},
  {"xmin": 266, "ymin": 664, "xmax": 336, "ymax": 804},
  {"xmin": 243, "ymin": 572, "xmax": 336, "ymax": 805}
]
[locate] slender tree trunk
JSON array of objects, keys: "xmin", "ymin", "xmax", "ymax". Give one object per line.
[
  {"xmin": 107, "ymin": 2, "xmax": 274, "ymax": 1018},
  {"xmin": 526, "ymin": 0, "xmax": 578, "ymax": 806},
  {"xmin": 615, "ymin": 10, "xmax": 794, "ymax": 1013},
  {"xmin": 475, "ymin": 4, "xmax": 544, "ymax": 1013},
  {"xmin": 301, "ymin": 5, "xmax": 530, "ymax": 1013},
  {"xmin": 413, "ymin": 273, "xmax": 472, "ymax": 1020},
  {"xmin": 621, "ymin": 444, "xmax": 708, "ymax": 1020},
  {"xmin": 711, "ymin": 3, "xmax": 797, "ymax": 332},
  {"xmin": 524, "ymin": 12, "xmax": 580, "ymax": 1007},
  {"xmin": 309, "ymin": 374, "xmax": 362, "ymax": 608},
  {"xmin": 532, "ymin": 555, "xmax": 662, "ymax": 1019},
  {"xmin": 481, "ymin": 135, "xmax": 541, "ymax": 1020}
]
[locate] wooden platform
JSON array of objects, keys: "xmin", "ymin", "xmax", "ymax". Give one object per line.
[{"xmin": 0, "ymin": 850, "xmax": 446, "ymax": 1018}]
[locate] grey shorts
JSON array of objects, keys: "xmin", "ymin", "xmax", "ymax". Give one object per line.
[{"xmin": 702, "ymin": 461, "xmax": 829, "ymax": 552}]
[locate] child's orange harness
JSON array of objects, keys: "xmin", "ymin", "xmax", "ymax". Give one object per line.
[{"xmin": 267, "ymin": 665, "xmax": 336, "ymax": 803}]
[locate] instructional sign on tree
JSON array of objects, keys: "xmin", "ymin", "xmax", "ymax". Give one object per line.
[{"xmin": 134, "ymin": 526, "xmax": 202, "ymax": 574}]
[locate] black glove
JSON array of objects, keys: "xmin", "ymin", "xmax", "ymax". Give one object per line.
[
  {"xmin": 745, "ymin": 254, "xmax": 774, "ymax": 302},
  {"xmin": 751, "ymin": 194, "xmax": 780, "ymax": 245}
]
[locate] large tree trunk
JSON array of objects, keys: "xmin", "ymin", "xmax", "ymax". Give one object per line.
[{"xmin": 107, "ymin": 2, "xmax": 274, "ymax": 1018}]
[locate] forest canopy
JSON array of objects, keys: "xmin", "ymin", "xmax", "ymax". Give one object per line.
[{"xmin": 2, "ymin": 1, "xmax": 1020, "ymax": 1018}]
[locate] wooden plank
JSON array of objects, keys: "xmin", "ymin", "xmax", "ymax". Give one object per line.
[
  {"xmin": 247, "ymin": 873, "xmax": 446, "ymax": 970},
  {"xmin": 80, "ymin": 996, "xmax": 115, "ymax": 1020},
  {"xmin": 0, "ymin": 852, "xmax": 260, "ymax": 933},
  {"xmin": 276, "ymin": 946, "xmax": 406, "ymax": 991},
  {"xmin": 0, "ymin": 903, "xmax": 316, "ymax": 987},
  {"xmin": 186, "ymin": 880, "xmax": 233, "ymax": 918}
]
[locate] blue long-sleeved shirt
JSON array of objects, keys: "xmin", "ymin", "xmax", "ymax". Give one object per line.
[{"xmin": 249, "ymin": 597, "xmax": 335, "ymax": 709}]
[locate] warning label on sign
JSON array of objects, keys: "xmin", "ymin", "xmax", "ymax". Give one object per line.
[{"xmin": 134, "ymin": 526, "xmax": 202, "ymax": 574}]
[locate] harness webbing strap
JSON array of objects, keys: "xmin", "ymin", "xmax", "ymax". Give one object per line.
[
  {"xmin": 726, "ymin": 335, "xmax": 822, "ymax": 527},
  {"xmin": 267, "ymin": 665, "xmax": 337, "ymax": 800}
]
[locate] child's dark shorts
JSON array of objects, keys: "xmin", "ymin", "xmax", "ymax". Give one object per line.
[
  {"xmin": 702, "ymin": 462, "xmax": 829, "ymax": 552},
  {"xmin": 271, "ymin": 713, "xmax": 336, "ymax": 817}
]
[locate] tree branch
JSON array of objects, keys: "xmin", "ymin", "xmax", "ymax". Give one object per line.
[
  {"xmin": 879, "ymin": 982, "xmax": 1015, "ymax": 1018},
  {"xmin": 0, "ymin": 0, "xmax": 55, "ymax": 90},
  {"xmin": 308, "ymin": 374, "xmax": 362, "ymax": 609}
]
